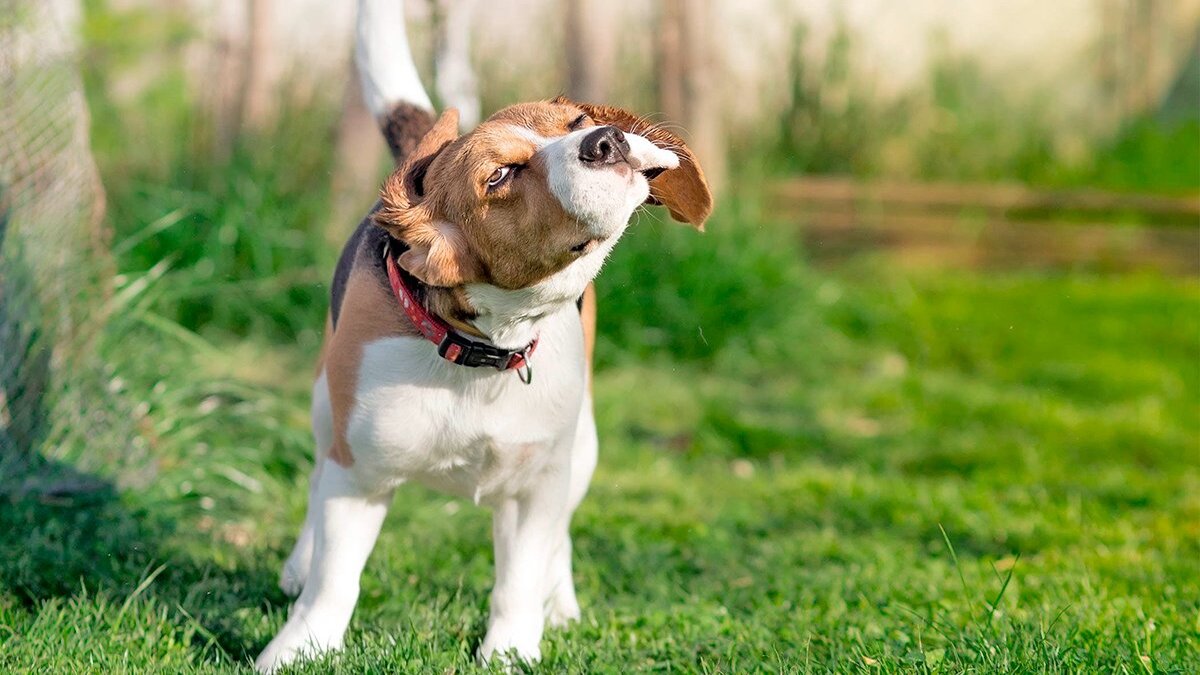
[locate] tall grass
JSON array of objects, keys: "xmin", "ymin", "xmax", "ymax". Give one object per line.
[
  {"xmin": 597, "ymin": 197, "xmax": 825, "ymax": 367},
  {"xmin": 750, "ymin": 21, "xmax": 1198, "ymax": 193},
  {"xmin": 99, "ymin": 107, "xmax": 340, "ymax": 342},
  {"xmin": 82, "ymin": 1, "xmax": 340, "ymax": 343},
  {"xmin": 1050, "ymin": 117, "xmax": 1200, "ymax": 194}
]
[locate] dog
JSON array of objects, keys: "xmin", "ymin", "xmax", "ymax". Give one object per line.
[{"xmin": 255, "ymin": 1, "xmax": 711, "ymax": 671}]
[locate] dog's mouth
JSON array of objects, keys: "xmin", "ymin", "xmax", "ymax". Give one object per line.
[
  {"xmin": 639, "ymin": 166, "xmax": 667, "ymax": 205},
  {"xmin": 639, "ymin": 167, "xmax": 666, "ymax": 181}
]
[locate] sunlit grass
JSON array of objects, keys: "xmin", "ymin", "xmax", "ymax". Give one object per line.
[{"xmin": 3, "ymin": 240, "xmax": 1196, "ymax": 671}]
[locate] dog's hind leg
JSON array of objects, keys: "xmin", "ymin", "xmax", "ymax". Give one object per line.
[
  {"xmin": 545, "ymin": 397, "xmax": 598, "ymax": 628},
  {"xmin": 480, "ymin": 441, "xmax": 575, "ymax": 664},
  {"xmin": 279, "ymin": 371, "xmax": 335, "ymax": 596}
]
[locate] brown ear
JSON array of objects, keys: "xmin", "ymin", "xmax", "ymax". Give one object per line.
[
  {"xmin": 555, "ymin": 96, "xmax": 713, "ymax": 228},
  {"xmin": 396, "ymin": 108, "xmax": 460, "ymax": 201},
  {"xmin": 376, "ymin": 109, "xmax": 480, "ymax": 287}
]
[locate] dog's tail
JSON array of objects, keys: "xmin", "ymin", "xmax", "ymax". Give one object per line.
[{"xmin": 356, "ymin": 0, "xmax": 437, "ymax": 165}]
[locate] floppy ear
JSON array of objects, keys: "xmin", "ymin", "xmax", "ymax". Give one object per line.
[
  {"xmin": 375, "ymin": 108, "xmax": 480, "ymax": 287},
  {"xmin": 555, "ymin": 96, "xmax": 713, "ymax": 228}
]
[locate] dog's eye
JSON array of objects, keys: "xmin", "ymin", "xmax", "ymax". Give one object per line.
[
  {"xmin": 568, "ymin": 114, "xmax": 590, "ymax": 131},
  {"xmin": 487, "ymin": 166, "xmax": 511, "ymax": 188},
  {"xmin": 487, "ymin": 165, "xmax": 524, "ymax": 192}
]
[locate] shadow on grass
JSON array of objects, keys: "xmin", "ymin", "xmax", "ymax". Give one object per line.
[{"xmin": 0, "ymin": 453, "xmax": 290, "ymax": 666}]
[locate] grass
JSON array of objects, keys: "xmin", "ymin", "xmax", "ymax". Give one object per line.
[{"xmin": 2, "ymin": 209, "xmax": 1197, "ymax": 671}]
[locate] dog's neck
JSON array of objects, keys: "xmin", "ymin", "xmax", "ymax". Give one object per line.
[
  {"xmin": 463, "ymin": 231, "xmax": 620, "ymax": 350},
  {"xmin": 410, "ymin": 283, "xmax": 572, "ymax": 351},
  {"xmin": 461, "ymin": 284, "xmax": 568, "ymax": 350},
  {"xmin": 387, "ymin": 243, "xmax": 561, "ymax": 351},
  {"xmin": 386, "ymin": 221, "xmax": 617, "ymax": 351}
]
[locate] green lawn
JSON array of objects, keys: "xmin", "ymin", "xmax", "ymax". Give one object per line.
[{"xmin": 2, "ymin": 239, "xmax": 1197, "ymax": 672}]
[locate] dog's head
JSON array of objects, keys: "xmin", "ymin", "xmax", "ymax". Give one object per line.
[{"xmin": 375, "ymin": 97, "xmax": 712, "ymax": 303}]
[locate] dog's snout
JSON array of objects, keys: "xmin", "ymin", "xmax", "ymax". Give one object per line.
[{"xmin": 578, "ymin": 126, "xmax": 629, "ymax": 165}]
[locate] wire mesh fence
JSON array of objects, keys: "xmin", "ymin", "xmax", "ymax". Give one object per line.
[{"xmin": 0, "ymin": 0, "xmax": 148, "ymax": 493}]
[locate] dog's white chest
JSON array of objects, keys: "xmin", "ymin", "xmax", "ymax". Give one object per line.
[{"xmin": 341, "ymin": 312, "xmax": 585, "ymax": 501}]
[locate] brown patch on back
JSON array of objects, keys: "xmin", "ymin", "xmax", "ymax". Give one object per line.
[
  {"xmin": 323, "ymin": 268, "xmax": 416, "ymax": 466},
  {"xmin": 381, "ymin": 103, "xmax": 437, "ymax": 166}
]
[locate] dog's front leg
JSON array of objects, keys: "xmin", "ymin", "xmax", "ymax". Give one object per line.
[
  {"xmin": 479, "ymin": 462, "xmax": 570, "ymax": 664},
  {"xmin": 256, "ymin": 463, "xmax": 392, "ymax": 674}
]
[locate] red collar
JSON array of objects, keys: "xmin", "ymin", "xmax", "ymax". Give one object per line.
[{"xmin": 384, "ymin": 241, "xmax": 537, "ymax": 383}]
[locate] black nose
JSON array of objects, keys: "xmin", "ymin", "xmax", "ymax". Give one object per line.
[{"xmin": 578, "ymin": 125, "xmax": 630, "ymax": 165}]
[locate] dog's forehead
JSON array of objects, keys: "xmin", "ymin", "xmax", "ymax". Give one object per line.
[
  {"xmin": 482, "ymin": 101, "xmax": 581, "ymax": 139},
  {"xmin": 442, "ymin": 101, "xmax": 582, "ymax": 169}
]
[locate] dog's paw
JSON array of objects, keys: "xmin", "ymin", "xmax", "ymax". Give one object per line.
[
  {"xmin": 278, "ymin": 559, "xmax": 307, "ymax": 597},
  {"xmin": 478, "ymin": 620, "xmax": 542, "ymax": 666},
  {"xmin": 545, "ymin": 592, "xmax": 580, "ymax": 629},
  {"xmin": 255, "ymin": 616, "xmax": 342, "ymax": 674}
]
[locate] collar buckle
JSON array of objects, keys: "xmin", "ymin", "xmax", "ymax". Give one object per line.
[{"xmin": 439, "ymin": 334, "xmax": 507, "ymax": 370}]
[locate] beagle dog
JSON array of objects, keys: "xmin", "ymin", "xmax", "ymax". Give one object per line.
[{"xmin": 255, "ymin": 1, "xmax": 711, "ymax": 671}]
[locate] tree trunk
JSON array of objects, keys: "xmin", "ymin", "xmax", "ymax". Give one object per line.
[
  {"xmin": 566, "ymin": 0, "xmax": 616, "ymax": 103},
  {"xmin": 656, "ymin": 0, "xmax": 725, "ymax": 193},
  {"xmin": 656, "ymin": 0, "xmax": 685, "ymax": 123},
  {"xmin": 433, "ymin": 0, "xmax": 480, "ymax": 130},
  {"xmin": 241, "ymin": 0, "xmax": 276, "ymax": 131},
  {"xmin": 208, "ymin": 0, "xmax": 248, "ymax": 160}
]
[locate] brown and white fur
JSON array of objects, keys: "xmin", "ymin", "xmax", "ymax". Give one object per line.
[{"xmin": 255, "ymin": 1, "xmax": 712, "ymax": 671}]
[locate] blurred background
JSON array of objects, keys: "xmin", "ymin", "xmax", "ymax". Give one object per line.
[{"xmin": 1, "ymin": 0, "xmax": 1197, "ymax": 671}]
